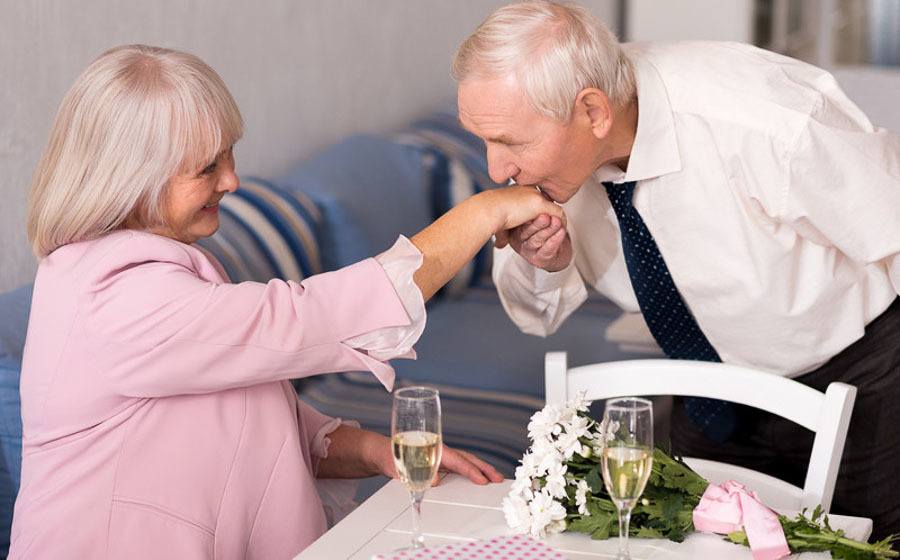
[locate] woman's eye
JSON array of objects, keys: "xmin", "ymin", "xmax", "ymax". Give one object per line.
[{"xmin": 200, "ymin": 161, "xmax": 218, "ymax": 176}]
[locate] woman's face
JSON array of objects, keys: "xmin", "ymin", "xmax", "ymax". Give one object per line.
[{"xmin": 155, "ymin": 146, "xmax": 238, "ymax": 244}]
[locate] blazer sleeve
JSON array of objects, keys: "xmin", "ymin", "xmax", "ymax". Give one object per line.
[{"xmin": 79, "ymin": 235, "xmax": 412, "ymax": 397}]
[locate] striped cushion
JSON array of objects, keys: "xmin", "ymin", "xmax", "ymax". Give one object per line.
[
  {"xmin": 395, "ymin": 107, "xmax": 503, "ymax": 295},
  {"xmin": 197, "ymin": 177, "xmax": 322, "ymax": 283}
]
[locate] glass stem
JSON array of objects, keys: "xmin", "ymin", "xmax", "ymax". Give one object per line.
[
  {"xmin": 411, "ymin": 490, "xmax": 425, "ymax": 549},
  {"xmin": 617, "ymin": 506, "xmax": 633, "ymax": 559}
]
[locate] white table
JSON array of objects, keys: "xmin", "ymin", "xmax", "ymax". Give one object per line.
[{"xmin": 296, "ymin": 474, "xmax": 874, "ymax": 560}]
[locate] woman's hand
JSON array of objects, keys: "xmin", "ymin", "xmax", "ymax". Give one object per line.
[
  {"xmin": 480, "ymin": 185, "xmax": 567, "ymax": 233},
  {"xmin": 409, "ymin": 184, "xmax": 567, "ymax": 301},
  {"xmin": 374, "ymin": 436, "xmax": 504, "ymax": 486},
  {"xmin": 433, "ymin": 445, "xmax": 505, "ymax": 485}
]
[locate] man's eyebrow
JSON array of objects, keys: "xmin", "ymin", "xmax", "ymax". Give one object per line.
[
  {"xmin": 457, "ymin": 117, "xmax": 518, "ymax": 144},
  {"xmin": 487, "ymin": 135, "xmax": 519, "ymax": 144}
]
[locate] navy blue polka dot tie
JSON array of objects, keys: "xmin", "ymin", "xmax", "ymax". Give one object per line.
[{"xmin": 604, "ymin": 181, "xmax": 736, "ymax": 443}]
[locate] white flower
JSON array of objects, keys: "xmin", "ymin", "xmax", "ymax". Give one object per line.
[
  {"xmin": 528, "ymin": 405, "xmax": 563, "ymax": 441},
  {"xmin": 528, "ymin": 490, "xmax": 567, "ymax": 537},
  {"xmin": 598, "ymin": 417, "xmax": 620, "ymax": 444},
  {"xmin": 557, "ymin": 415, "xmax": 593, "ymax": 459},
  {"xmin": 511, "ymin": 473, "xmax": 528, "ymax": 495},
  {"xmin": 511, "ymin": 466, "xmax": 536, "ymax": 498},
  {"xmin": 519, "ymin": 452, "xmax": 539, "ymax": 479},
  {"xmin": 558, "ymin": 405, "xmax": 575, "ymax": 426},
  {"xmin": 569, "ymin": 391, "xmax": 591, "ymax": 413},
  {"xmin": 535, "ymin": 447, "xmax": 564, "ymax": 478},
  {"xmin": 506, "ymin": 399, "xmax": 605, "ymax": 537},
  {"xmin": 503, "ymin": 493, "xmax": 533, "ymax": 534},
  {"xmin": 556, "ymin": 429, "xmax": 582, "ymax": 459},
  {"xmin": 567, "ymin": 414, "xmax": 592, "ymax": 439},
  {"xmin": 575, "ymin": 479, "xmax": 591, "ymax": 516},
  {"xmin": 544, "ymin": 461, "xmax": 568, "ymax": 500},
  {"xmin": 547, "ymin": 519, "xmax": 567, "ymax": 535},
  {"xmin": 531, "ymin": 436, "xmax": 558, "ymax": 462}
]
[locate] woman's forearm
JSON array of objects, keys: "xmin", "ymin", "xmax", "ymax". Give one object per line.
[
  {"xmin": 316, "ymin": 424, "xmax": 392, "ymax": 479},
  {"xmin": 409, "ymin": 191, "xmax": 501, "ymax": 301},
  {"xmin": 410, "ymin": 186, "xmax": 564, "ymax": 301}
]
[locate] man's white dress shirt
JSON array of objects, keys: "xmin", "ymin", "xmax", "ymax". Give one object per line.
[{"xmin": 493, "ymin": 41, "xmax": 900, "ymax": 377}]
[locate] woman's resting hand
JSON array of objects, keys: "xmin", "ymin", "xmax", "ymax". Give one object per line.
[
  {"xmin": 377, "ymin": 437, "xmax": 505, "ymax": 486},
  {"xmin": 318, "ymin": 425, "xmax": 504, "ymax": 485}
]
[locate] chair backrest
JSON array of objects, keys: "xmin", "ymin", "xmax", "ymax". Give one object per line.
[{"xmin": 545, "ymin": 352, "xmax": 856, "ymax": 512}]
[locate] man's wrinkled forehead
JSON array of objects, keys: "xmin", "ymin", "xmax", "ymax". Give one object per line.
[{"xmin": 457, "ymin": 76, "xmax": 532, "ymax": 141}]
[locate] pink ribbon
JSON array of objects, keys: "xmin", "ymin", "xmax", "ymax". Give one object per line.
[{"xmin": 692, "ymin": 480, "xmax": 791, "ymax": 560}]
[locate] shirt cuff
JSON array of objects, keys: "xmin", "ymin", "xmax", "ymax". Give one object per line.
[
  {"xmin": 343, "ymin": 235, "xmax": 426, "ymax": 362},
  {"xmin": 532, "ymin": 257, "xmax": 580, "ymax": 293},
  {"xmin": 312, "ymin": 418, "xmax": 363, "ymax": 527}
]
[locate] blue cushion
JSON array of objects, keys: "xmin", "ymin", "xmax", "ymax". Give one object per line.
[
  {"xmin": 396, "ymin": 108, "xmax": 503, "ymax": 293},
  {"xmin": 278, "ymin": 135, "xmax": 434, "ymax": 271},
  {"xmin": 0, "ymin": 283, "xmax": 33, "ymax": 556},
  {"xmin": 394, "ymin": 288, "xmax": 644, "ymax": 396},
  {"xmin": 197, "ymin": 177, "xmax": 323, "ymax": 283}
]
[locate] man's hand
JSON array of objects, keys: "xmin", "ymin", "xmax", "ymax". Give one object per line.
[{"xmin": 495, "ymin": 213, "xmax": 573, "ymax": 272}]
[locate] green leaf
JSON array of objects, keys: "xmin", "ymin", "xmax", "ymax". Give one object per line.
[
  {"xmin": 558, "ymin": 444, "xmax": 899, "ymax": 559},
  {"xmin": 568, "ymin": 509, "xmax": 616, "ymax": 541},
  {"xmin": 585, "ymin": 466, "xmax": 604, "ymax": 494},
  {"xmin": 649, "ymin": 448, "xmax": 709, "ymax": 496},
  {"xmin": 567, "ymin": 515, "xmax": 600, "ymax": 535},
  {"xmin": 586, "ymin": 497, "xmax": 616, "ymax": 517},
  {"xmin": 590, "ymin": 514, "xmax": 615, "ymax": 540},
  {"xmin": 635, "ymin": 526, "xmax": 666, "ymax": 538}
]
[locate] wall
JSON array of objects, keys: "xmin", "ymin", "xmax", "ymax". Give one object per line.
[
  {"xmin": 626, "ymin": 0, "xmax": 754, "ymax": 43},
  {"xmin": 0, "ymin": 0, "xmax": 619, "ymax": 292}
]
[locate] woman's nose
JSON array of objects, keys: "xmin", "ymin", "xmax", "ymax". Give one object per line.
[{"xmin": 219, "ymin": 168, "xmax": 239, "ymax": 193}]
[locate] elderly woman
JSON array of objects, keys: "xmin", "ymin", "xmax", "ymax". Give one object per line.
[{"xmin": 10, "ymin": 45, "xmax": 565, "ymax": 559}]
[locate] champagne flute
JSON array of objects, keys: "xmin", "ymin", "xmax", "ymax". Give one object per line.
[
  {"xmin": 391, "ymin": 386, "xmax": 442, "ymax": 550},
  {"xmin": 600, "ymin": 397, "xmax": 653, "ymax": 560}
]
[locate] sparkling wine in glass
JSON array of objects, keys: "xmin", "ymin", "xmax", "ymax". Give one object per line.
[
  {"xmin": 391, "ymin": 386, "xmax": 442, "ymax": 549},
  {"xmin": 600, "ymin": 397, "xmax": 653, "ymax": 560}
]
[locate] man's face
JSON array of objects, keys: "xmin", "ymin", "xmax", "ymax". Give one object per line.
[{"xmin": 458, "ymin": 75, "xmax": 601, "ymax": 203}]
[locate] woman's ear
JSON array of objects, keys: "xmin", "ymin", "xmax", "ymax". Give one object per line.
[{"xmin": 575, "ymin": 88, "xmax": 614, "ymax": 140}]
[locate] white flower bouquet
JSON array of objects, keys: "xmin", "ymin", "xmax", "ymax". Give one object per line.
[{"xmin": 503, "ymin": 394, "xmax": 898, "ymax": 559}]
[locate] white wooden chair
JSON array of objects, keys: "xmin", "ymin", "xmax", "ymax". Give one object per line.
[{"xmin": 545, "ymin": 352, "xmax": 856, "ymax": 512}]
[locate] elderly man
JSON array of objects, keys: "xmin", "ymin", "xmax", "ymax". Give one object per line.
[{"xmin": 453, "ymin": 0, "xmax": 900, "ymax": 538}]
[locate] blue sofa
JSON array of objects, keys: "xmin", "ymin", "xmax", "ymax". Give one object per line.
[{"xmin": 0, "ymin": 110, "xmax": 640, "ymax": 555}]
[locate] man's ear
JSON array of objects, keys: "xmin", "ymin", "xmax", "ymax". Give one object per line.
[{"xmin": 575, "ymin": 88, "xmax": 613, "ymax": 140}]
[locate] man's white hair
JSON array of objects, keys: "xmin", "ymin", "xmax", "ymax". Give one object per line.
[
  {"xmin": 27, "ymin": 44, "xmax": 244, "ymax": 258},
  {"xmin": 452, "ymin": 0, "xmax": 635, "ymax": 122}
]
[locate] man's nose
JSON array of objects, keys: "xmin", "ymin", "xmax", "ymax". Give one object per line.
[{"xmin": 486, "ymin": 146, "xmax": 518, "ymax": 185}]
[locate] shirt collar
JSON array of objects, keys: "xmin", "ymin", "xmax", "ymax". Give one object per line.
[{"xmin": 593, "ymin": 50, "xmax": 682, "ymax": 184}]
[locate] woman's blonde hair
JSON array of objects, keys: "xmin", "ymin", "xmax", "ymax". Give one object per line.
[
  {"xmin": 27, "ymin": 44, "xmax": 243, "ymax": 258},
  {"xmin": 452, "ymin": 0, "xmax": 635, "ymax": 122}
]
